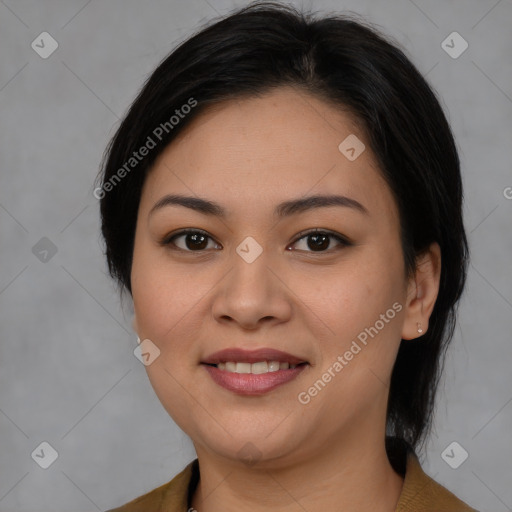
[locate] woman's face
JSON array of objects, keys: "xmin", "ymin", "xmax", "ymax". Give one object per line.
[{"xmin": 131, "ymin": 87, "xmax": 424, "ymax": 467}]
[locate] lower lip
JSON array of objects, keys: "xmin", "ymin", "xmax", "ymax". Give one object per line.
[{"xmin": 202, "ymin": 364, "xmax": 307, "ymax": 395}]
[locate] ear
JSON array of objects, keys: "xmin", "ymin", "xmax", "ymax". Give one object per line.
[{"xmin": 401, "ymin": 242, "xmax": 442, "ymax": 340}]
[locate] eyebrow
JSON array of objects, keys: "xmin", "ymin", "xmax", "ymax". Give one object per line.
[{"xmin": 149, "ymin": 193, "xmax": 369, "ymax": 218}]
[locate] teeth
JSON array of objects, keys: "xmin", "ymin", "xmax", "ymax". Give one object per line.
[
  {"xmin": 236, "ymin": 362, "xmax": 251, "ymax": 374},
  {"xmin": 251, "ymin": 361, "xmax": 268, "ymax": 374},
  {"xmin": 268, "ymin": 361, "xmax": 280, "ymax": 372},
  {"xmin": 215, "ymin": 361, "xmax": 300, "ymax": 374}
]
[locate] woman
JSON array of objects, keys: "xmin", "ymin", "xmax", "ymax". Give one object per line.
[{"xmin": 99, "ymin": 2, "xmax": 477, "ymax": 510}]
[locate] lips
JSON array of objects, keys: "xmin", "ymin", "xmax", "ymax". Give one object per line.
[
  {"xmin": 201, "ymin": 348, "xmax": 307, "ymax": 366},
  {"xmin": 201, "ymin": 348, "xmax": 309, "ymax": 395}
]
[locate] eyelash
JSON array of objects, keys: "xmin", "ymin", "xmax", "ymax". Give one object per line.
[{"xmin": 160, "ymin": 228, "xmax": 352, "ymax": 254}]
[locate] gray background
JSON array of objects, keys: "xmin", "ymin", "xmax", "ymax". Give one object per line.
[{"xmin": 1, "ymin": 0, "xmax": 511, "ymax": 510}]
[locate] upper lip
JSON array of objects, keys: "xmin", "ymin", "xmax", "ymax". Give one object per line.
[{"xmin": 201, "ymin": 348, "xmax": 307, "ymax": 365}]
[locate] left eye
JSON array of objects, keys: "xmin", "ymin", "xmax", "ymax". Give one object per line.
[
  {"xmin": 290, "ymin": 229, "xmax": 350, "ymax": 252},
  {"xmin": 161, "ymin": 229, "xmax": 350, "ymax": 253}
]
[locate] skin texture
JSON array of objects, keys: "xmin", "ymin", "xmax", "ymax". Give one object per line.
[{"xmin": 130, "ymin": 86, "xmax": 441, "ymax": 511}]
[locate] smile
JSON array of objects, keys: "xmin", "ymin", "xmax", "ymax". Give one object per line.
[
  {"xmin": 214, "ymin": 361, "xmax": 301, "ymax": 373},
  {"xmin": 201, "ymin": 348, "xmax": 309, "ymax": 395}
]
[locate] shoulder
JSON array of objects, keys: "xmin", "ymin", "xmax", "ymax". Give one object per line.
[
  {"xmin": 396, "ymin": 450, "xmax": 479, "ymax": 512},
  {"xmin": 104, "ymin": 460, "xmax": 196, "ymax": 512}
]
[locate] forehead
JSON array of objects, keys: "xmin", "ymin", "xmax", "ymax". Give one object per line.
[{"xmin": 140, "ymin": 87, "xmax": 397, "ymax": 223}]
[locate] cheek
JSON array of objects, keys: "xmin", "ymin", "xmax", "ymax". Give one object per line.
[
  {"xmin": 301, "ymin": 256, "xmax": 399, "ymax": 334},
  {"xmin": 131, "ymin": 247, "xmax": 214, "ymax": 371},
  {"xmin": 132, "ymin": 240, "xmax": 186, "ymax": 334},
  {"xmin": 133, "ymin": 284, "xmax": 195, "ymax": 364},
  {"xmin": 143, "ymin": 360, "xmax": 201, "ymax": 439},
  {"xmin": 132, "ymin": 264, "xmax": 171, "ymax": 340},
  {"xmin": 303, "ymin": 252, "xmax": 405, "ymax": 380},
  {"xmin": 131, "ymin": 254, "xmax": 203, "ymax": 427}
]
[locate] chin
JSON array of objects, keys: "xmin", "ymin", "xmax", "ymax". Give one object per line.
[{"xmin": 191, "ymin": 422, "xmax": 310, "ymax": 468}]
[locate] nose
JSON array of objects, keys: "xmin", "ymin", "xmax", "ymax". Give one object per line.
[{"xmin": 210, "ymin": 246, "xmax": 292, "ymax": 330}]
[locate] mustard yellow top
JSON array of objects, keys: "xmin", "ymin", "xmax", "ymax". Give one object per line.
[{"xmin": 105, "ymin": 443, "xmax": 479, "ymax": 512}]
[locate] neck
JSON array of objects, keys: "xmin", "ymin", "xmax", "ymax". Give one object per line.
[{"xmin": 190, "ymin": 431, "xmax": 404, "ymax": 512}]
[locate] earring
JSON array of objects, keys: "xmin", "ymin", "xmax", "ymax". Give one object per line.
[
  {"xmin": 136, "ymin": 336, "xmax": 141, "ymax": 344},
  {"xmin": 417, "ymin": 323, "xmax": 423, "ymax": 334}
]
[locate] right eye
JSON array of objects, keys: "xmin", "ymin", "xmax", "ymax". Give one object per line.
[{"xmin": 161, "ymin": 229, "xmax": 222, "ymax": 252}]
